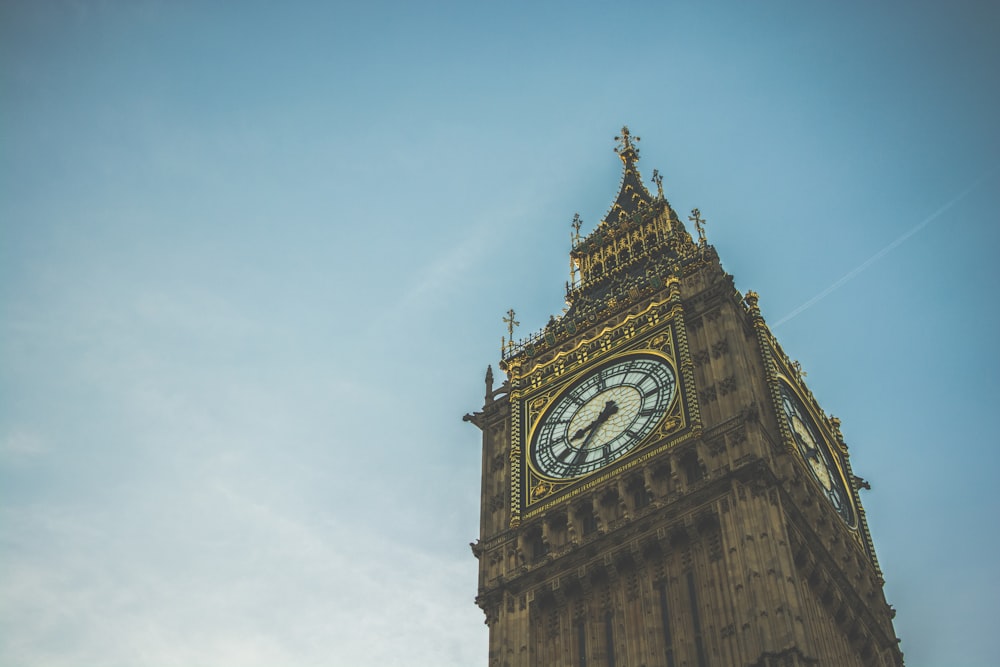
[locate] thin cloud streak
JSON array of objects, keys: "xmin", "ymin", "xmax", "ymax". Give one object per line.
[
  {"xmin": 773, "ymin": 169, "xmax": 995, "ymax": 327},
  {"xmin": 365, "ymin": 221, "xmax": 495, "ymax": 334}
]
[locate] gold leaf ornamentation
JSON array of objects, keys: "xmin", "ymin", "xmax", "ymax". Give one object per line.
[{"xmin": 531, "ymin": 480, "xmax": 554, "ymax": 500}]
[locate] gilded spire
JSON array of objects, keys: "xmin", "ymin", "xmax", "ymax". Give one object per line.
[
  {"xmin": 512, "ymin": 130, "xmax": 699, "ymax": 360},
  {"xmin": 604, "ymin": 126, "xmax": 654, "ymax": 226}
]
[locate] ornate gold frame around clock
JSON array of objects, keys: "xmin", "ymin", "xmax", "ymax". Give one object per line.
[
  {"xmin": 758, "ymin": 322, "xmax": 861, "ymax": 534},
  {"xmin": 773, "ymin": 371, "xmax": 859, "ymax": 530},
  {"xmin": 745, "ymin": 294, "xmax": 871, "ymax": 557},
  {"xmin": 507, "ymin": 290, "xmax": 702, "ymax": 524}
]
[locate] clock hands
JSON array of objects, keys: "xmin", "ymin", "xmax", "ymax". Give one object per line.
[
  {"xmin": 568, "ymin": 400, "xmax": 619, "ymax": 467},
  {"xmin": 790, "ymin": 415, "xmax": 836, "ymax": 492},
  {"xmin": 801, "ymin": 445, "xmax": 820, "ymax": 461},
  {"xmin": 571, "ymin": 400, "xmax": 619, "ymax": 443},
  {"xmin": 791, "ymin": 419, "xmax": 823, "ymax": 463}
]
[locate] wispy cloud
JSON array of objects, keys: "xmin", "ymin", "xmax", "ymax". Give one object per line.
[
  {"xmin": 0, "ymin": 428, "xmax": 47, "ymax": 459},
  {"xmin": 367, "ymin": 222, "xmax": 495, "ymax": 333},
  {"xmin": 0, "ymin": 468, "xmax": 484, "ymax": 666}
]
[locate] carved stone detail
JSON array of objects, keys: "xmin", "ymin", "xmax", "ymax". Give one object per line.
[{"xmin": 711, "ymin": 337, "xmax": 730, "ymax": 358}]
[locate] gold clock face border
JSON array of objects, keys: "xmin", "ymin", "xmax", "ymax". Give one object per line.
[
  {"xmin": 514, "ymin": 314, "xmax": 698, "ymax": 516},
  {"xmin": 775, "ymin": 373, "xmax": 858, "ymax": 530}
]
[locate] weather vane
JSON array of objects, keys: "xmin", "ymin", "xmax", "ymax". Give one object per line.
[{"xmin": 689, "ymin": 208, "xmax": 707, "ymax": 245}]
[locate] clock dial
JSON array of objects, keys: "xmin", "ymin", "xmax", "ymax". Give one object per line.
[
  {"xmin": 779, "ymin": 382, "xmax": 855, "ymax": 526},
  {"xmin": 530, "ymin": 353, "xmax": 676, "ymax": 480}
]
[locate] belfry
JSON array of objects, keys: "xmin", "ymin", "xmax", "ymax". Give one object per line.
[{"xmin": 464, "ymin": 128, "xmax": 903, "ymax": 667}]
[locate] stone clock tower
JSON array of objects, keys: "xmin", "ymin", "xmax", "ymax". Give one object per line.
[{"xmin": 464, "ymin": 129, "xmax": 903, "ymax": 667}]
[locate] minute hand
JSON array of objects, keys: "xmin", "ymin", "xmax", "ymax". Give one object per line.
[{"xmin": 570, "ymin": 401, "xmax": 619, "ymax": 466}]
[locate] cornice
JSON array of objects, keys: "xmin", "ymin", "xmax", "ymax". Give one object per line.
[{"xmin": 481, "ymin": 456, "xmax": 774, "ymax": 599}]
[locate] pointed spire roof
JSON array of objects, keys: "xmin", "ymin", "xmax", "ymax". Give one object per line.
[{"xmin": 603, "ymin": 126, "xmax": 654, "ymax": 227}]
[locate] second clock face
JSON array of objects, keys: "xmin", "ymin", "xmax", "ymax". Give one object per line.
[
  {"xmin": 778, "ymin": 382, "xmax": 856, "ymax": 527},
  {"xmin": 530, "ymin": 353, "xmax": 677, "ymax": 480}
]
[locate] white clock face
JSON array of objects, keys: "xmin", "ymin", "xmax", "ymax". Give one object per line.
[
  {"xmin": 530, "ymin": 354, "xmax": 676, "ymax": 480},
  {"xmin": 779, "ymin": 382, "xmax": 855, "ymax": 526}
]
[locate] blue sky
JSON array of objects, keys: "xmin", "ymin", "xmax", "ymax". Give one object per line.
[{"xmin": 2, "ymin": 1, "xmax": 998, "ymax": 665}]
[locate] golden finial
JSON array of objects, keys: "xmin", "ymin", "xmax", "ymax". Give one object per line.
[
  {"xmin": 503, "ymin": 309, "xmax": 520, "ymax": 352},
  {"xmin": 614, "ymin": 126, "xmax": 640, "ymax": 160},
  {"xmin": 569, "ymin": 214, "xmax": 583, "ymax": 287},
  {"xmin": 571, "ymin": 213, "xmax": 582, "ymax": 246},
  {"xmin": 652, "ymin": 169, "xmax": 664, "ymax": 199},
  {"xmin": 689, "ymin": 208, "xmax": 707, "ymax": 245}
]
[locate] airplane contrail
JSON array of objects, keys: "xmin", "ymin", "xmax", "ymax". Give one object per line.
[{"xmin": 773, "ymin": 170, "xmax": 994, "ymax": 328}]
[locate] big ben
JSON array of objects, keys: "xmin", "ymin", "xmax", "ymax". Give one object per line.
[{"xmin": 464, "ymin": 128, "xmax": 903, "ymax": 666}]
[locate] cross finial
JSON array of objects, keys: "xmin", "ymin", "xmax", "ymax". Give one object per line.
[
  {"xmin": 652, "ymin": 169, "xmax": 664, "ymax": 199},
  {"xmin": 614, "ymin": 126, "xmax": 640, "ymax": 158},
  {"xmin": 503, "ymin": 308, "xmax": 520, "ymax": 350},
  {"xmin": 571, "ymin": 213, "xmax": 583, "ymax": 245},
  {"xmin": 689, "ymin": 208, "xmax": 707, "ymax": 245}
]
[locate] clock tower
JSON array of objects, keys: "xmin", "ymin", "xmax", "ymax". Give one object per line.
[{"xmin": 464, "ymin": 129, "xmax": 903, "ymax": 667}]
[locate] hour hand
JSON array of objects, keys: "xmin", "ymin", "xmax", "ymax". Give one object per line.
[{"xmin": 570, "ymin": 401, "xmax": 618, "ymax": 442}]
